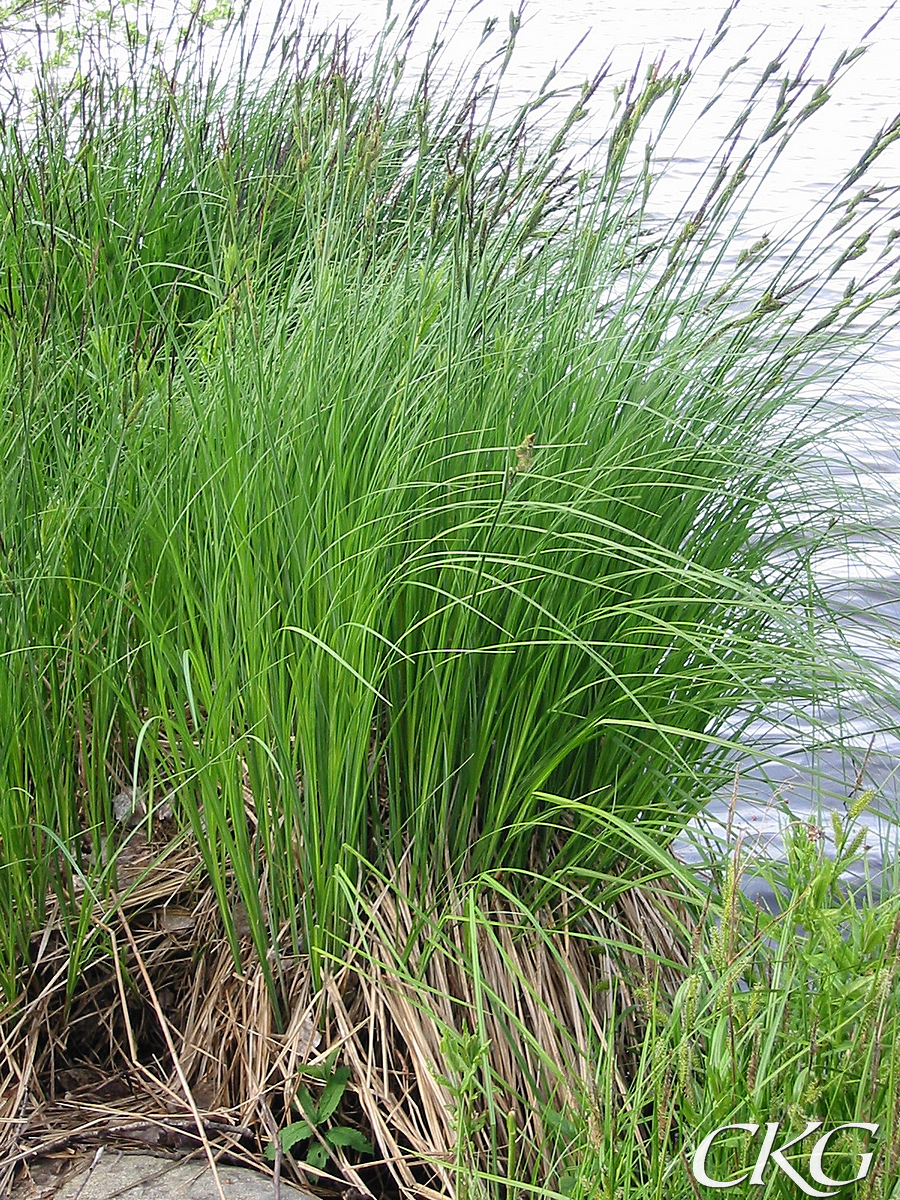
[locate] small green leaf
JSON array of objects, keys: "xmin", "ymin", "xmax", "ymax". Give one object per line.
[
  {"xmin": 302, "ymin": 1047, "xmax": 339, "ymax": 1081},
  {"xmin": 326, "ymin": 1126, "xmax": 373, "ymax": 1154},
  {"xmin": 294, "ymin": 1084, "xmax": 319, "ymax": 1123},
  {"xmin": 306, "ymin": 1141, "xmax": 329, "ymax": 1170},
  {"xmin": 281, "ymin": 1120, "xmax": 313, "ymax": 1152},
  {"xmin": 317, "ymin": 1066, "xmax": 351, "ymax": 1122},
  {"xmin": 264, "ymin": 1119, "xmax": 313, "ymax": 1160}
]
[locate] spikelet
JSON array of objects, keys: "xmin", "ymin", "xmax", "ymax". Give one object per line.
[
  {"xmin": 849, "ymin": 787, "xmax": 875, "ymax": 821},
  {"xmin": 503, "ymin": 433, "xmax": 537, "ymax": 494},
  {"xmin": 515, "ymin": 432, "xmax": 536, "ymax": 472}
]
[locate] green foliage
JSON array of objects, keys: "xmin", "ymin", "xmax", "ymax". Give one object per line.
[
  {"xmin": 265, "ymin": 1056, "xmax": 373, "ymax": 1169},
  {"xmin": 672, "ymin": 828, "xmax": 899, "ymax": 1133},
  {"xmin": 433, "ymin": 812, "xmax": 900, "ymax": 1199}
]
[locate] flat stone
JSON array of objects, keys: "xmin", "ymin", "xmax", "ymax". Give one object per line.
[{"xmin": 55, "ymin": 1151, "xmax": 316, "ymax": 1200}]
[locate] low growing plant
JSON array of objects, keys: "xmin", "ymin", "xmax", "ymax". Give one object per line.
[{"xmin": 266, "ymin": 1051, "xmax": 373, "ymax": 1171}]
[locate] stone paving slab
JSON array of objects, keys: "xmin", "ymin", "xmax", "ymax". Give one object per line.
[{"xmin": 54, "ymin": 1152, "xmax": 316, "ymax": 1200}]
